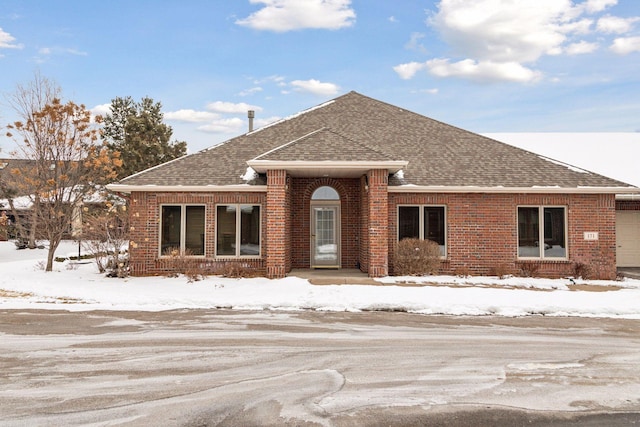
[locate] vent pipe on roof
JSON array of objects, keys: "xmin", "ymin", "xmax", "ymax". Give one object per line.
[{"xmin": 248, "ymin": 110, "xmax": 255, "ymax": 132}]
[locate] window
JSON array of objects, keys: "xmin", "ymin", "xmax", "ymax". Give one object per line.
[
  {"xmin": 160, "ymin": 205, "xmax": 205, "ymax": 256},
  {"xmin": 312, "ymin": 186, "xmax": 339, "ymax": 200},
  {"xmin": 518, "ymin": 206, "xmax": 566, "ymax": 258},
  {"xmin": 216, "ymin": 205, "xmax": 261, "ymax": 257},
  {"xmin": 398, "ymin": 205, "xmax": 446, "ymax": 256}
]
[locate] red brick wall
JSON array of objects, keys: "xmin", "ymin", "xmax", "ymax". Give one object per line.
[
  {"xmin": 266, "ymin": 170, "xmax": 290, "ymax": 278},
  {"xmin": 388, "ymin": 192, "xmax": 617, "ymax": 279},
  {"xmin": 128, "ymin": 188, "xmax": 617, "ymax": 280},
  {"xmin": 367, "ymin": 170, "xmax": 389, "ymax": 277},
  {"xmin": 290, "ymin": 177, "xmax": 361, "ymax": 270},
  {"xmin": 359, "ymin": 175, "xmax": 369, "ymax": 273},
  {"xmin": 128, "ymin": 191, "xmax": 266, "ymax": 276},
  {"xmin": 616, "ymin": 200, "xmax": 640, "ymax": 210}
]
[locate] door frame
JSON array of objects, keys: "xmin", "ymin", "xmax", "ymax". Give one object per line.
[{"xmin": 310, "ymin": 201, "xmax": 341, "ymax": 269}]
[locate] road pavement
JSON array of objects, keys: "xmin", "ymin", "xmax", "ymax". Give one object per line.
[{"xmin": 0, "ymin": 309, "xmax": 639, "ymax": 426}]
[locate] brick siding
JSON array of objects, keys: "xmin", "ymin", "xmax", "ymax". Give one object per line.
[
  {"xmin": 128, "ymin": 187, "xmax": 618, "ymax": 280},
  {"xmin": 389, "ymin": 192, "xmax": 617, "ymax": 279},
  {"xmin": 128, "ymin": 191, "xmax": 266, "ymax": 276},
  {"xmin": 616, "ymin": 200, "xmax": 640, "ymax": 211}
]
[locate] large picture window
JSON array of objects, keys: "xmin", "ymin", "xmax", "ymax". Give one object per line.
[
  {"xmin": 216, "ymin": 205, "xmax": 261, "ymax": 257},
  {"xmin": 160, "ymin": 205, "xmax": 205, "ymax": 256},
  {"xmin": 398, "ymin": 205, "xmax": 446, "ymax": 256},
  {"xmin": 518, "ymin": 206, "xmax": 567, "ymax": 258}
]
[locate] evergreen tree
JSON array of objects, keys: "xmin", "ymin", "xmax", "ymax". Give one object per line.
[{"xmin": 102, "ymin": 96, "xmax": 187, "ymax": 179}]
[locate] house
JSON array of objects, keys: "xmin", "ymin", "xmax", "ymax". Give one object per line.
[{"xmin": 107, "ymin": 91, "xmax": 639, "ymax": 279}]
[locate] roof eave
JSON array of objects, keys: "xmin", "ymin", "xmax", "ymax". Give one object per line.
[
  {"xmin": 388, "ymin": 185, "xmax": 640, "ymax": 194},
  {"xmin": 106, "ymin": 184, "xmax": 268, "ymax": 194},
  {"xmin": 247, "ymin": 160, "xmax": 408, "ymax": 178}
]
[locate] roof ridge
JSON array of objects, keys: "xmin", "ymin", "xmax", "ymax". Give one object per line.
[
  {"xmin": 252, "ymin": 127, "xmax": 327, "ymax": 160},
  {"xmin": 322, "ymin": 127, "xmax": 395, "ymax": 160}
]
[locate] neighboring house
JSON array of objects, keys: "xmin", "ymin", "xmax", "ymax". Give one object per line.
[
  {"xmin": 0, "ymin": 158, "xmax": 100, "ymax": 240},
  {"xmin": 107, "ymin": 92, "xmax": 639, "ymax": 279}
]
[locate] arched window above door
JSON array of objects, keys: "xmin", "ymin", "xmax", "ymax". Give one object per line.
[{"xmin": 311, "ymin": 186, "xmax": 340, "ymax": 200}]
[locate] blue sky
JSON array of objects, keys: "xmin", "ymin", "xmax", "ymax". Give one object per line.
[{"xmin": 1, "ymin": 0, "xmax": 639, "ymax": 153}]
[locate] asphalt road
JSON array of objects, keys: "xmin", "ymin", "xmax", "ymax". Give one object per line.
[{"xmin": 0, "ymin": 309, "xmax": 639, "ymax": 426}]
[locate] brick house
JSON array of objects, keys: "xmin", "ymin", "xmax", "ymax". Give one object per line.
[{"xmin": 107, "ymin": 92, "xmax": 639, "ymax": 279}]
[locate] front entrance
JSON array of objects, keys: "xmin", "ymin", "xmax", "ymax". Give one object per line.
[{"xmin": 310, "ymin": 186, "xmax": 341, "ymax": 268}]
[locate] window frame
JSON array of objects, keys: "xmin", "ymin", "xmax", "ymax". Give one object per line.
[
  {"xmin": 397, "ymin": 204, "xmax": 447, "ymax": 258},
  {"xmin": 159, "ymin": 204, "xmax": 206, "ymax": 257},
  {"xmin": 517, "ymin": 205, "xmax": 568, "ymax": 260},
  {"xmin": 215, "ymin": 203, "xmax": 262, "ymax": 259}
]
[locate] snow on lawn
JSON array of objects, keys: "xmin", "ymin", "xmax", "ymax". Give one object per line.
[{"xmin": 1, "ymin": 241, "xmax": 639, "ymax": 318}]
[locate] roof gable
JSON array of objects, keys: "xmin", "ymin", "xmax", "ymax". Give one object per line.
[{"xmin": 253, "ymin": 127, "xmax": 395, "ymax": 162}]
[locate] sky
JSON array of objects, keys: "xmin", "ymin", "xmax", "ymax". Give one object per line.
[{"xmin": 1, "ymin": 0, "xmax": 639, "ymax": 155}]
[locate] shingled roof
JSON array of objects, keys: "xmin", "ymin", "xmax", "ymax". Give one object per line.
[{"xmin": 113, "ymin": 91, "xmax": 635, "ymax": 191}]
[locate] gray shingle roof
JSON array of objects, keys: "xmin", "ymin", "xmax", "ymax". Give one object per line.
[{"xmin": 118, "ymin": 91, "xmax": 634, "ymax": 189}]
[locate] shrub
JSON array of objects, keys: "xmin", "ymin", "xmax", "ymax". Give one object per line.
[
  {"xmin": 163, "ymin": 247, "xmax": 204, "ymax": 282},
  {"xmin": 572, "ymin": 262, "xmax": 592, "ymax": 280},
  {"xmin": 491, "ymin": 263, "xmax": 512, "ymax": 279},
  {"xmin": 453, "ymin": 266, "xmax": 472, "ymax": 278},
  {"xmin": 518, "ymin": 262, "xmax": 540, "ymax": 278},
  {"xmin": 393, "ymin": 238, "xmax": 442, "ymax": 276}
]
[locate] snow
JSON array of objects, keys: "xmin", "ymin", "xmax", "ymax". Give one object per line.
[
  {"xmin": 240, "ymin": 166, "xmax": 258, "ymax": 181},
  {"xmin": 1, "ymin": 240, "xmax": 639, "ymax": 318}
]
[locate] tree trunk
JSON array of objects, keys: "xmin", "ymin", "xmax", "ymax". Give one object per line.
[
  {"xmin": 45, "ymin": 238, "xmax": 61, "ymax": 272},
  {"xmin": 28, "ymin": 197, "xmax": 40, "ymax": 249}
]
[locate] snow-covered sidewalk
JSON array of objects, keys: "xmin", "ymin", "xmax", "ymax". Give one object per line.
[{"xmin": 1, "ymin": 241, "xmax": 639, "ymax": 318}]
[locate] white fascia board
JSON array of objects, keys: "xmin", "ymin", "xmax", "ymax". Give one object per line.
[
  {"xmin": 246, "ymin": 160, "xmax": 408, "ymax": 173},
  {"xmin": 106, "ymin": 184, "xmax": 267, "ymax": 194},
  {"xmin": 616, "ymin": 193, "xmax": 640, "ymax": 201},
  {"xmin": 388, "ymin": 185, "xmax": 640, "ymax": 194}
]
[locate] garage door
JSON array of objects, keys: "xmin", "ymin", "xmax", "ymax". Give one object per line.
[{"xmin": 616, "ymin": 211, "xmax": 640, "ymax": 267}]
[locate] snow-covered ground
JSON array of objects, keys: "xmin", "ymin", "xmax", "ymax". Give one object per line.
[{"xmin": 1, "ymin": 240, "xmax": 639, "ymax": 318}]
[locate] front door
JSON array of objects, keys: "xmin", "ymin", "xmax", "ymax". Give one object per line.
[{"xmin": 311, "ymin": 205, "xmax": 340, "ymax": 268}]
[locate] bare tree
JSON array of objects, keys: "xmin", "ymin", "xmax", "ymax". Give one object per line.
[
  {"xmin": 5, "ymin": 96, "xmax": 122, "ymax": 271},
  {"xmin": 1, "ymin": 73, "xmax": 60, "ymax": 248}
]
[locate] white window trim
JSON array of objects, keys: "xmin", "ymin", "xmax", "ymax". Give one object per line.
[
  {"xmin": 215, "ymin": 204, "xmax": 262, "ymax": 259},
  {"xmin": 397, "ymin": 204, "xmax": 447, "ymax": 258},
  {"xmin": 159, "ymin": 204, "xmax": 206, "ymax": 257},
  {"xmin": 517, "ymin": 205, "xmax": 568, "ymax": 260}
]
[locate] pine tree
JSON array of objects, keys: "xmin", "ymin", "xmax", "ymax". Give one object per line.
[{"xmin": 102, "ymin": 96, "xmax": 187, "ymax": 179}]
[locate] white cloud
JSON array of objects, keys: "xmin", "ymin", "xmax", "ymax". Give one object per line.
[
  {"xmin": 0, "ymin": 27, "xmax": 23, "ymax": 49},
  {"xmin": 419, "ymin": 88, "xmax": 439, "ymax": 95},
  {"xmin": 236, "ymin": 0, "xmax": 356, "ymax": 32},
  {"xmin": 426, "ymin": 58, "xmax": 542, "ymax": 83},
  {"xmin": 431, "ymin": 0, "xmax": 580, "ymax": 64},
  {"xmin": 206, "ymin": 101, "xmax": 263, "ymax": 114},
  {"xmin": 395, "ymin": 0, "xmax": 624, "ymax": 84},
  {"xmin": 90, "ymin": 103, "xmax": 111, "ymax": 117},
  {"xmin": 389, "ymin": 16, "xmax": 398, "ymax": 23},
  {"xmin": 238, "ymin": 87, "xmax": 263, "ymax": 96},
  {"xmin": 405, "ymin": 32, "xmax": 427, "ymax": 53},
  {"xmin": 290, "ymin": 79, "xmax": 340, "ymax": 96},
  {"xmin": 197, "ymin": 117, "xmax": 245, "ymax": 133},
  {"xmin": 393, "ymin": 61, "xmax": 427, "ymax": 80},
  {"xmin": 165, "ymin": 109, "xmax": 220, "ymax": 123},
  {"xmin": 610, "ymin": 36, "xmax": 640, "ymax": 54},
  {"xmin": 566, "ymin": 40, "xmax": 599, "ymax": 55},
  {"xmin": 253, "ymin": 75, "xmax": 286, "ymax": 85},
  {"xmin": 582, "ymin": 0, "xmax": 617, "ymax": 13},
  {"xmin": 596, "ymin": 15, "xmax": 640, "ymax": 34}
]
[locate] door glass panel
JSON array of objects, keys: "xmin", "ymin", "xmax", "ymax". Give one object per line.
[{"xmin": 313, "ymin": 207, "xmax": 338, "ymax": 264}]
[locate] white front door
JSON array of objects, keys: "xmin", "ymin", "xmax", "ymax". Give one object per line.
[{"xmin": 311, "ymin": 205, "xmax": 340, "ymax": 268}]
